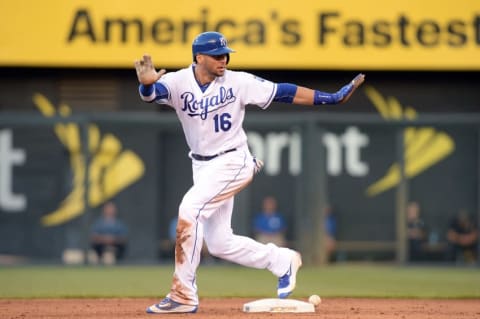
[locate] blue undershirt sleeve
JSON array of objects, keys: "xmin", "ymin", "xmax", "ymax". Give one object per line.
[
  {"xmin": 273, "ymin": 83, "xmax": 298, "ymax": 103},
  {"xmin": 139, "ymin": 82, "xmax": 169, "ymax": 102}
]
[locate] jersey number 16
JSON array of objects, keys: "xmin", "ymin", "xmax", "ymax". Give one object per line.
[{"xmin": 213, "ymin": 113, "xmax": 232, "ymax": 132}]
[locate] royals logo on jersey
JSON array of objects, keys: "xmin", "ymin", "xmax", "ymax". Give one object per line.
[{"xmin": 180, "ymin": 86, "xmax": 237, "ymax": 120}]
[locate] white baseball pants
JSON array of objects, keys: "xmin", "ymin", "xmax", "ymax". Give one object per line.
[{"xmin": 167, "ymin": 148, "xmax": 293, "ymax": 305}]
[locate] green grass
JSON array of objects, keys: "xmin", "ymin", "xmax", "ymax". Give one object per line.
[{"xmin": 0, "ymin": 264, "xmax": 479, "ymax": 299}]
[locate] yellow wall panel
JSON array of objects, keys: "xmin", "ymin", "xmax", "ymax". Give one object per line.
[{"xmin": 0, "ymin": 0, "xmax": 478, "ymax": 69}]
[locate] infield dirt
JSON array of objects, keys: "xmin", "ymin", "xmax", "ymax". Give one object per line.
[{"xmin": 1, "ymin": 297, "xmax": 479, "ymax": 318}]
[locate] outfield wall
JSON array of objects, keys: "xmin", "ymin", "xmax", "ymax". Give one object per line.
[{"xmin": 0, "ymin": 112, "xmax": 478, "ymax": 264}]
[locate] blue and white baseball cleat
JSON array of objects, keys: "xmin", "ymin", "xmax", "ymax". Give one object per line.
[
  {"xmin": 277, "ymin": 250, "xmax": 302, "ymax": 299},
  {"xmin": 146, "ymin": 297, "xmax": 198, "ymax": 314}
]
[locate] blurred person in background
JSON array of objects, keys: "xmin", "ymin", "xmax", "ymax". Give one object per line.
[
  {"xmin": 253, "ymin": 196, "xmax": 288, "ymax": 247},
  {"xmin": 89, "ymin": 201, "xmax": 128, "ymax": 265},
  {"xmin": 406, "ymin": 201, "xmax": 427, "ymax": 262},
  {"xmin": 447, "ymin": 209, "xmax": 478, "ymax": 264},
  {"xmin": 324, "ymin": 204, "xmax": 338, "ymax": 263}
]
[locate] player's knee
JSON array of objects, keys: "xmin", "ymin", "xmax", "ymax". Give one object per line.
[
  {"xmin": 204, "ymin": 236, "xmax": 225, "ymax": 256},
  {"xmin": 204, "ymin": 237, "xmax": 230, "ymax": 256},
  {"xmin": 205, "ymin": 242, "xmax": 226, "ymax": 256}
]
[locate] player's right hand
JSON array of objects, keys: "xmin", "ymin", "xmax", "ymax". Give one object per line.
[{"xmin": 134, "ymin": 54, "xmax": 166, "ymax": 85}]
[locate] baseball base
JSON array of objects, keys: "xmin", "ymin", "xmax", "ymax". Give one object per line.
[{"xmin": 243, "ymin": 298, "xmax": 315, "ymax": 313}]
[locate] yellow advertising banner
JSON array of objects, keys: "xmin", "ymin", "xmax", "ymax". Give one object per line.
[{"xmin": 0, "ymin": 0, "xmax": 478, "ymax": 70}]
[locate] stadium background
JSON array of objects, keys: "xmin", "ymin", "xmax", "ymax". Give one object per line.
[{"xmin": 0, "ymin": 0, "xmax": 479, "ymax": 266}]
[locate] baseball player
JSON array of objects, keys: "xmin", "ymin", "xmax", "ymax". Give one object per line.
[{"xmin": 135, "ymin": 31, "xmax": 365, "ymax": 314}]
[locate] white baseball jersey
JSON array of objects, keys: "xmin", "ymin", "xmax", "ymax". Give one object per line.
[{"xmin": 152, "ymin": 65, "xmax": 277, "ymax": 156}]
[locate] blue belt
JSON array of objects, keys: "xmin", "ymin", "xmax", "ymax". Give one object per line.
[{"xmin": 191, "ymin": 148, "xmax": 236, "ymax": 161}]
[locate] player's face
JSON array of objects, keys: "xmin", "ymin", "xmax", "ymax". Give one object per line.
[{"xmin": 201, "ymin": 54, "xmax": 228, "ymax": 77}]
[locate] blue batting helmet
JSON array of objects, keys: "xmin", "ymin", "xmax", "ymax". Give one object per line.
[{"xmin": 192, "ymin": 31, "xmax": 235, "ymax": 63}]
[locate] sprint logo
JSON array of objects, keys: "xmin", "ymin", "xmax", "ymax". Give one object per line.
[
  {"xmin": 33, "ymin": 94, "xmax": 145, "ymax": 226},
  {"xmin": 364, "ymin": 87, "xmax": 455, "ymax": 197}
]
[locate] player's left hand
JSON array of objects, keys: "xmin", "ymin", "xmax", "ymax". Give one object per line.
[{"xmin": 338, "ymin": 73, "xmax": 365, "ymax": 104}]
